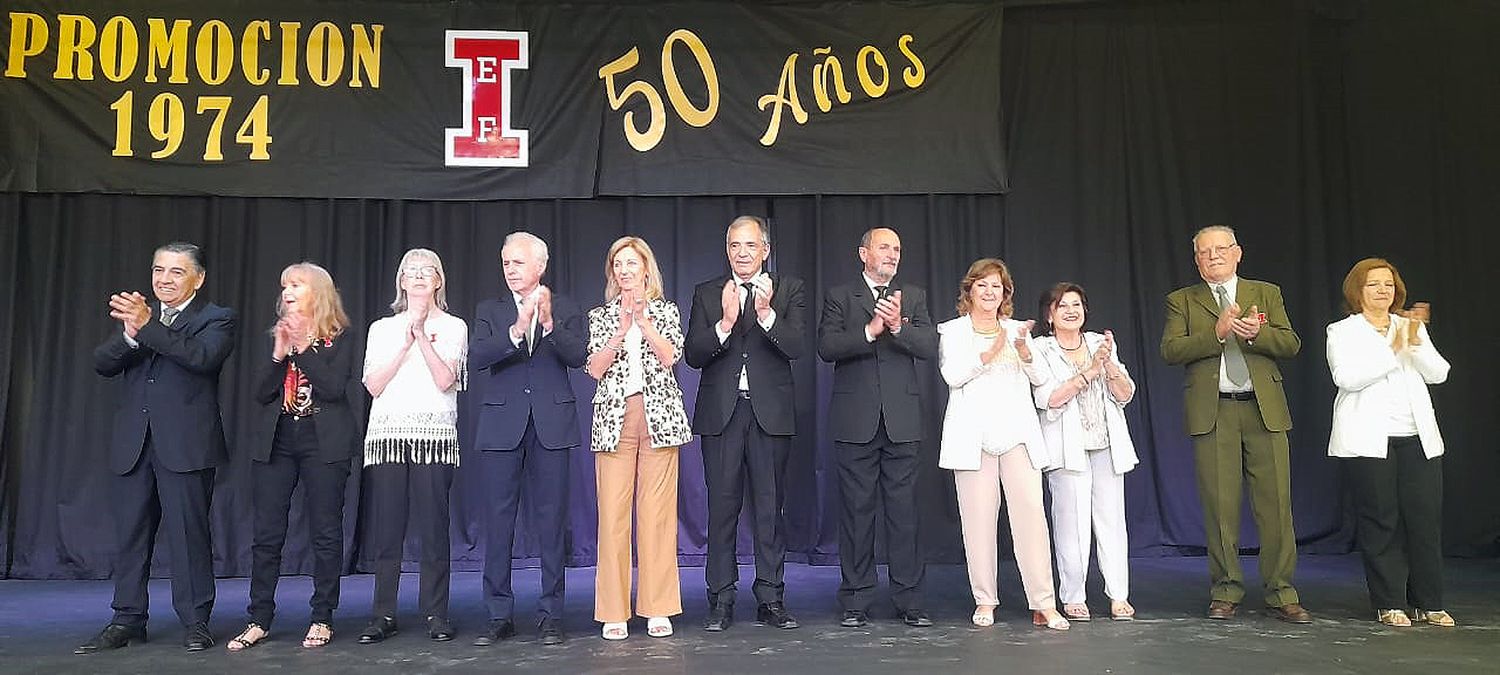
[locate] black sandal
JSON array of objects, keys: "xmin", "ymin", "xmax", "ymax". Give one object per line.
[{"xmin": 226, "ymin": 623, "xmax": 268, "ymax": 652}]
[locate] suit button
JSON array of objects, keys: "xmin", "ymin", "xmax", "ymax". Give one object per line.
[
  {"xmin": 523, "ymin": 388, "xmax": 531, "ymax": 394},
  {"xmin": 147, "ymin": 378, "xmax": 155, "ymax": 383},
  {"xmin": 141, "ymin": 407, "xmax": 149, "ymax": 413},
  {"xmin": 740, "ymin": 352, "xmax": 749, "ymax": 359}
]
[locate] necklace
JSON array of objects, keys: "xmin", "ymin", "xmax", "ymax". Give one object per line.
[{"xmin": 1058, "ymin": 335, "xmax": 1085, "ymax": 351}]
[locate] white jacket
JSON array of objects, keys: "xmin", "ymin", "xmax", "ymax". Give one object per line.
[
  {"xmin": 1032, "ymin": 333, "xmax": 1140, "ymax": 475},
  {"xmin": 1325, "ymin": 313, "xmax": 1449, "ymax": 459},
  {"xmin": 937, "ymin": 315, "xmax": 1053, "ymax": 472}
]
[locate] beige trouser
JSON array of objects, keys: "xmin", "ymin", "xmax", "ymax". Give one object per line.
[
  {"xmin": 594, "ymin": 394, "xmax": 682, "ymax": 623},
  {"xmin": 954, "ymin": 447, "xmax": 1057, "ymax": 610}
]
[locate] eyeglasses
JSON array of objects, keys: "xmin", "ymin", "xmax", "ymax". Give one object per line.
[
  {"xmin": 403, "ymin": 265, "xmax": 439, "ymax": 279},
  {"xmin": 1195, "ymin": 244, "xmax": 1238, "ymax": 260}
]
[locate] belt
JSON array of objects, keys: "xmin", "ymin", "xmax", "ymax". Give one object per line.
[
  {"xmin": 737, "ymin": 390, "xmax": 752, "ymax": 400},
  {"xmin": 1218, "ymin": 391, "xmax": 1256, "ymax": 401}
]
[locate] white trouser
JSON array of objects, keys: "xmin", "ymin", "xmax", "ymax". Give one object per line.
[{"xmin": 1047, "ymin": 447, "xmax": 1129, "ymax": 604}]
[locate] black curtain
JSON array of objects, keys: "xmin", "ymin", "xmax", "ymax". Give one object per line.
[{"xmin": 2, "ymin": 0, "xmax": 1497, "ymax": 579}]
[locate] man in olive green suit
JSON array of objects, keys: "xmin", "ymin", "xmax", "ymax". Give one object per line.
[{"xmin": 1161, "ymin": 225, "xmax": 1312, "ymax": 624}]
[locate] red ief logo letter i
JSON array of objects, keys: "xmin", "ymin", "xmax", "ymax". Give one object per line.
[{"xmin": 444, "ymin": 30, "xmax": 529, "ymax": 166}]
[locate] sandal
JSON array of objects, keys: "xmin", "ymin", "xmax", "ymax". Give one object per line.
[
  {"xmin": 1110, "ymin": 600, "xmax": 1136, "ymax": 621},
  {"xmin": 1376, "ymin": 609, "xmax": 1412, "ymax": 627},
  {"xmin": 971, "ymin": 605, "xmax": 997, "ymax": 627},
  {"xmin": 302, "ymin": 622, "xmax": 332, "ymax": 648},
  {"xmin": 226, "ymin": 623, "xmax": 268, "ymax": 652},
  {"xmin": 1062, "ymin": 603, "xmax": 1092, "ymax": 621},
  {"xmin": 1410, "ymin": 609, "xmax": 1456, "ymax": 627},
  {"xmin": 601, "ymin": 622, "xmax": 628, "ymax": 641},
  {"xmin": 1032, "ymin": 609, "xmax": 1070, "ymax": 631},
  {"xmin": 646, "ymin": 617, "xmax": 673, "ymax": 638}
]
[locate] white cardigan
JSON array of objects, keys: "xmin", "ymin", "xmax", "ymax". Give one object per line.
[
  {"xmin": 1031, "ymin": 332, "xmax": 1140, "ymax": 476},
  {"xmin": 937, "ymin": 315, "xmax": 1053, "ymax": 472},
  {"xmin": 1325, "ymin": 313, "xmax": 1449, "ymax": 459}
]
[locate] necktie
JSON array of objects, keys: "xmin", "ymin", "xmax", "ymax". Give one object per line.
[
  {"xmin": 1214, "ymin": 285, "xmax": 1250, "ymax": 386},
  {"xmin": 161, "ymin": 306, "xmax": 180, "ymax": 327},
  {"xmin": 737, "ymin": 282, "xmax": 756, "ymax": 335}
]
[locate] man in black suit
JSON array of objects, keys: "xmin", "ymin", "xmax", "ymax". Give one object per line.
[
  {"xmin": 685, "ymin": 215, "xmax": 806, "ymax": 632},
  {"xmin": 79, "ymin": 242, "xmax": 236, "ymax": 654},
  {"xmin": 817, "ymin": 227, "xmax": 937, "ymax": 628},
  {"xmin": 469, "ymin": 231, "xmax": 589, "ymax": 646}
]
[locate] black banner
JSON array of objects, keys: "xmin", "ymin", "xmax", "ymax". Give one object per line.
[{"xmin": 0, "ymin": 1, "xmax": 1005, "ymax": 199}]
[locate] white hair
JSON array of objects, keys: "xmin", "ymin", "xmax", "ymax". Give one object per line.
[
  {"xmin": 1191, "ymin": 224, "xmax": 1237, "ymax": 251},
  {"xmin": 503, "ymin": 230, "xmax": 550, "ymax": 265},
  {"xmin": 726, "ymin": 216, "xmax": 770, "ymax": 246}
]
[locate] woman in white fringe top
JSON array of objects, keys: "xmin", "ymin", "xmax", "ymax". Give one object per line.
[{"xmin": 357, "ymin": 248, "xmax": 467, "ymax": 645}]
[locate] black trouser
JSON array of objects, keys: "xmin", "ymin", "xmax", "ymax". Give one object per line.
[
  {"xmin": 110, "ymin": 430, "xmax": 216, "ymax": 629},
  {"xmin": 1344, "ymin": 435, "xmax": 1445, "ymax": 610},
  {"xmin": 247, "ymin": 415, "xmax": 351, "ymax": 629},
  {"xmin": 480, "ymin": 420, "xmax": 571, "ymax": 623},
  {"xmin": 366, "ymin": 462, "xmax": 454, "ymax": 620},
  {"xmin": 835, "ymin": 420, "xmax": 923, "ymax": 613},
  {"xmin": 702, "ymin": 395, "xmax": 791, "ymax": 607}
]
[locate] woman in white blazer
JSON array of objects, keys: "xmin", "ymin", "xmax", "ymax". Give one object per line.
[
  {"xmin": 1326, "ymin": 258, "xmax": 1452, "ymax": 628},
  {"xmin": 1031, "ymin": 283, "xmax": 1139, "ymax": 622},
  {"xmin": 938, "ymin": 258, "xmax": 1068, "ymax": 630}
]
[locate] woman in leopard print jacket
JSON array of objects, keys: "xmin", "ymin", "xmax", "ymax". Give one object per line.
[{"xmin": 585, "ymin": 236, "xmax": 691, "ymax": 641}]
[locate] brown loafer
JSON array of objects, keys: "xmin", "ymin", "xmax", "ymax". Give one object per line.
[
  {"xmin": 1269, "ymin": 603, "xmax": 1312, "ymax": 624},
  {"xmin": 1207, "ymin": 600, "xmax": 1238, "ymax": 620}
]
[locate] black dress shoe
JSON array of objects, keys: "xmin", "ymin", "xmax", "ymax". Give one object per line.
[
  {"xmin": 471, "ymin": 619, "xmax": 515, "ymax": 647},
  {"xmin": 899, "ymin": 609, "xmax": 933, "ymax": 628},
  {"xmin": 839, "ymin": 610, "xmax": 869, "ymax": 628},
  {"xmin": 358, "ymin": 616, "xmax": 398, "ymax": 644},
  {"xmin": 75, "ymin": 623, "xmax": 147, "ymax": 654},
  {"xmin": 538, "ymin": 618, "xmax": 565, "ymax": 646},
  {"xmin": 703, "ymin": 602, "xmax": 734, "ymax": 632},
  {"xmin": 756, "ymin": 602, "xmax": 799, "ymax": 629},
  {"xmin": 427, "ymin": 616, "xmax": 455, "ymax": 642},
  {"xmin": 183, "ymin": 623, "xmax": 214, "ymax": 651}
]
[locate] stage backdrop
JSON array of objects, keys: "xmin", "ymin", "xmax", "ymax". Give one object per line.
[
  {"xmin": 2, "ymin": 0, "xmax": 1498, "ymax": 582},
  {"xmin": 0, "ymin": 0, "xmax": 1007, "ymax": 198}
]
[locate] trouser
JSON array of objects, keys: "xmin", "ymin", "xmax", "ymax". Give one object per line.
[
  {"xmin": 594, "ymin": 394, "xmax": 682, "ymax": 623},
  {"xmin": 702, "ymin": 395, "xmax": 791, "ymax": 607},
  {"xmin": 1344, "ymin": 435, "xmax": 1444, "ymax": 610},
  {"xmin": 1047, "ymin": 447, "xmax": 1129, "ymax": 604},
  {"xmin": 247, "ymin": 415, "xmax": 351, "ymax": 628},
  {"xmin": 835, "ymin": 421, "xmax": 923, "ymax": 613},
  {"xmin": 480, "ymin": 419, "xmax": 571, "ymax": 622},
  {"xmin": 1192, "ymin": 397, "xmax": 1299, "ymax": 607},
  {"xmin": 110, "ymin": 431, "xmax": 216, "ymax": 629},
  {"xmin": 365, "ymin": 461, "xmax": 453, "ymax": 620},
  {"xmin": 955, "ymin": 447, "xmax": 1056, "ymax": 609}
]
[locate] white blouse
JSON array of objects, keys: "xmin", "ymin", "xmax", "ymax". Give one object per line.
[
  {"xmin": 362, "ymin": 311, "xmax": 468, "ymax": 466},
  {"xmin": 937, "ymin": 315, "xmax": 1052, "ymax": 472}
]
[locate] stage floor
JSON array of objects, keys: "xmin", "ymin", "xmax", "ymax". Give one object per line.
[{"xmin": 1, "ymin": 555, "xmax": 1496, "ymax": 674}]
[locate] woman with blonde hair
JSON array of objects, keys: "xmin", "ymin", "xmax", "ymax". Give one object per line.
[
  {"xmin": 1326, "ymin": 258, "xmax": 1452, "ymax": 627},
  {"xmin": 937, "ymin": 258, "xmax": 1069, "ymax": 630},
  {"xmin": 357, "ymin": 248, "xmax": 467, "ymax": 644},
  {"xmin": 229, "ymin": 262, "xmax": 358, "ymax": 651},
  {"xmin": 585, "ymin": 236, "xmax": 692, "ymax": 640}
]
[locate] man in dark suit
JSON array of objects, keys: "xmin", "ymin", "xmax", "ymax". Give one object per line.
[
  {"xmin": 817, "ymin": 227, "xmax": 937, "ymax": 628},
  {"xmin": 685, "ymin": 215, "xmax": 806, "ymax": 632},
  {"xmin": 1161, "ymin": 225, "xmax": 1311, "ymax": 624},
  {"xmin": 79, "ymin": 242, "xmax": 236, "ymax": 654},
  {"xmin": 469, "ymin": 231, "xmax": 589, "ymax": 646}
]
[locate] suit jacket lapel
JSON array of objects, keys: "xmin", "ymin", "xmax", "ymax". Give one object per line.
[
  {"xmin": 852, "ymin": 277, "xmax": 876, "ymax": 319},
  {"xmin": 169, "ymin": 300, "xmax": 204, "ymax": 332},
  {"xmin": 1193, "ymin": 283, "xmax": 1221, "ymax": 321}
]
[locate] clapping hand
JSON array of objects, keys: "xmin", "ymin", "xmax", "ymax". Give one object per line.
[
  {"xmin": 1230, "ymin": 304, "xmax": 1262, "ymax": 341},
  {"xmin": 753, "ymin": 277, "xmax": 774, "ymax": 321},
  {"xmin": 108, "ymin": 292, "xmax": 151, "ymax": 337},
  {"xmin": 536, "ymin": 286, "xmax": 554, "ymax": 333},
  {"xmin": 1216, "ymin": 300, "xmax": 1241, "ymax": 341},
  {"xmin": 718, "ymin": 280, "xmax": 740, "ymax": 333},
  {"xmin": 875, "ymin": 290, "xmax": 903, "ymax": 334},
  {"xmin": 1013, "ymin": 319, "xmax": 1035, "ymax": 361}
]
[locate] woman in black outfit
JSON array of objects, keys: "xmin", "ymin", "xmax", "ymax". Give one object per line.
[{"xmin": 229, "ymin": 262, "xmax": 358, "ymax": 650}]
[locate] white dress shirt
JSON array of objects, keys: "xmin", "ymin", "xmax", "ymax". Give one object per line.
[
  {"xmin": 509, "ymin": 288, "xmax": 549, "ymax": 351},
  {"xmin": 1210, "ymin": 276, "xmax": 1253, "ymax": 394}
]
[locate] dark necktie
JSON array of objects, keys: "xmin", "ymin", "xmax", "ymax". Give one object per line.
[{"xmin": 737, "ymin": 282, "xmax": 756, "ymax": 336}]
